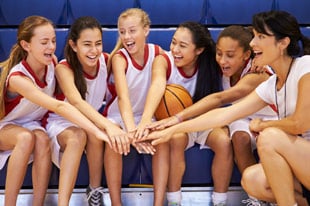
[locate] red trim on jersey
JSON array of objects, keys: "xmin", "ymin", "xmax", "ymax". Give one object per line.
[
  {"xmin": 177, "ymin": 65, "xmax": 198, "ymax": 78},
  {"xmin": 102, "ymin": 82, "xmax": 116, "ymax": 117},
  {"xmin": 125, "ymin": 45, "xmax": 149, "ymax": 71},
  {"xmin": 21, "ymin": 60, "xmax": 48, "ymax": 88},
  {"xmin": 269, "ymin": 104, "xmax": 278, "ymax": 113},
  {"xmin": 160, "ymin": 53, "xmax": 172, "ymax": 80}
]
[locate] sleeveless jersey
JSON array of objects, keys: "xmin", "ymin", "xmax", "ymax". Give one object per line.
[
  {"xmin": 104, "ymin": 44, "xmax": 160, "ymax": 121},
  {"xmin": 163, "ymin": 51, "xmax": 197, "ymax": 96},
  {"xmin": 1, "ymin": 60, "xmax": 56, "ymax": 124}
]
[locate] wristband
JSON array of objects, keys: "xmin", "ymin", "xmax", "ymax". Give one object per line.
[{"xmin": 174, "ymin": 114, "xmax": 183, "ymax": 123}]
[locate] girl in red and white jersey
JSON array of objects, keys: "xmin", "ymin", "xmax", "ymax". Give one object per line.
[
  {"xmin": 103, "ymin": 8, "xmax": 163, "ymax": 206},
  {"xmin": 45, "ymin": 16, "xmax": 128, "ymax": 206},
  {"xmin": 0, "ymin": 16, "xmax": 110, "ymax": 206}
]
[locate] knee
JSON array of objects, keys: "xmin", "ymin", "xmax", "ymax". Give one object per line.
[
  {"xmin": 256, "ymin": 127, "xmax": 280, "ymax": 155},
  {"xmin": 232, "ymin": 131, "xmax": 251, "ymax": 148},
  {"xmin": 35, "ymin": 132, "xmax": 51, "ymax": 154},
  {"xmin": 15, "ymin": 130, "xmax": 35, "ymax": 153},
  {"xmin": 67, "ymin": 129, "xmax": 87, "ymax": 150},
  {"xmin": 241, "ymin": 166, "xmax": 259, "ymax": 193},
  {"xmin": 213, "ymin": 134, "xmax": 232, "ymax": 155}
]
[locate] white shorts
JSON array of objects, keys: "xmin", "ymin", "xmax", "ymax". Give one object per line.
[
  {"xmin": 0, "ymin": 120, "xmax": 44, "ymax": 170},
  {"xmin": 46, "ymin": 116, "xmax": 77, "ymax": 168},
  {"xmin": 187, "ymin": 129, "xmax": 213, "ymax": 150},
  {"xmin": 229, "ymin": 118, "xmax": 256, "ymax": 151}
]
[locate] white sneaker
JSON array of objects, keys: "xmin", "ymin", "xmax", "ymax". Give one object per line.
[{"xmin": 241, "ymin": 197, "xmax": 269, "ymax": 206}]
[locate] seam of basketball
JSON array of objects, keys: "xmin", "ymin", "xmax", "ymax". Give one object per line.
[{"xmin": 166, "ymin": 88, "xmax": 186, "ymax": 109}]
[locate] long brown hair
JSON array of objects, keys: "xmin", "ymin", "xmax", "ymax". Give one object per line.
[{"xmin": 0, "ymin": 15, "xmax": 54, "ymax": 119}]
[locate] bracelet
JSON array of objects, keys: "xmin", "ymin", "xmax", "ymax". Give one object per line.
[{"xmin": 174, "ymin": 114, "xmax": 183, "ymax": 123}]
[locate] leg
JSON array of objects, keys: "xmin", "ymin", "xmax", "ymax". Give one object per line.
[
  {"xmin": 167, "ymin": 133, "xmax": 188, "ymax": 192},
  {"xmin": 57, "ymin": 127, "xmax": 87, "ymax": 206},
  {"xmin": 206, "ymin": 127, "xmax": 233, "ymax": 194},
  {"xmin": 86, "ymin": 133, "xmax": 105, "ymax": 205},
  {"xmin": 205, "ymin": 127, "xmax": 233, "ymax": 205},
  {"xmin": 32, "ymin": 129, "xmax": 52, "ymax": 206},
  {"xmin": 104, "ymin": 144, "xmax": 122, "ymax": 206},
  {"xmin": 152, "ymin": 142, "xmax": 169, "ymax": 206},
  {"xmin": 250, "ymin": 127, "xmax": 310, "ymax": 205},
  {"xmin": 0, "ymin": 125, "xmax": 35, "ymax": 206},
  {"xmin": 231, "ymin": 131, "xmax": 256, "ymax": 174},
  {"xmin": 166, "ymin": 133, "xmax": 188, "ymax": 205}
]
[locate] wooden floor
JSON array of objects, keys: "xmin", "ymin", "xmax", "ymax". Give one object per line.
[{"xmin": 0, "ymin": 186, "xmax": 249, "ymax": 206}]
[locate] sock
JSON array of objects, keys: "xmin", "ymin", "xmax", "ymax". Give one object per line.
[
  {"xmin": 167, "ymin": 190, "xmax": 182, "ymax": 203},
  {"xmin": 212, "ymin": 192, "xmax": 227, "ymax": 204}
]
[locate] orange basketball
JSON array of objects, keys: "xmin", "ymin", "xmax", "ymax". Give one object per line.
[{"xmin": 154, "ymin": 84, "xmax": 193, "ymax": 120}]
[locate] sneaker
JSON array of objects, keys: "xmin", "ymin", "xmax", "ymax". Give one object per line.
[
  {"xmin": 86, "ymin": 185, "xmax": 104, "ymax": 206},
  {"xmin": 213, "ymin": 202, "xmax": 226, "ymax": 206},
  {"xmin": 168, "ymin": 202, "xmax": 181, "ymax": 206},
  {"xmin": 242, "ymin": 198, "xmax": 269, "ymax": 206}
]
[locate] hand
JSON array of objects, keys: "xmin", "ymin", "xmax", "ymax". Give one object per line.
[
  {"xmin": 249, "ymin": 118, "xmax": 263, "ymax": 139},
  {"xmin": 147, "ymin": 115, "xmax": 180, "ymax": 131},
  {"xmin": 132, "ymin": 141, "xmax": 156, "ymax": 155},
  {"xmin": 134, "ymin": 122, "xmax": 151, "ymax": 140},
  {"xmin": 105, "ymin": 124, "xmax": 131, "ymax": 155},
  {"xmin": 138, "ymin": 127, "xmax": 175, "ymax": 146}
]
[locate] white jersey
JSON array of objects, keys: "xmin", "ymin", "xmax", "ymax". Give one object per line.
[
  {"xmin": 1, "ymin": 60, "xmax": 55, "ymax": 125},
  {"xmin": 104, "ymin": 44, "xmax": 160, "ymax": 127},
  {"xmin": 0, "ymin": 60, "xmax": 55, "ymax": 170},
  {"xmin": 163, "ymin": 51, "xmax": 197, "ymax": 96},
  {"xmin": 256, "ymin": 55, "xmax": 310, "ymax": 139},
  {"xmin": 45, "ymin": 53, "xmax": 109, "ymax": 168},
  {"xmin": 46, "ymin": 52, "xmax": 108, "ymax": 130}
]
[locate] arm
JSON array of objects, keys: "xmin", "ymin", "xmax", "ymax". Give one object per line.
[
  {"xmin": 145, "ymin": 91, "xmax": 267, "ymax": 145},
  {"xmin": 149, "ymin": 71, "xmax": 270, "ymax": 130},
  {"xmin": 55, "ymin": 63, "xmax": 129, "ymax": 154},
  {"xmin": 9, "ymin": 75, "xmax": 112, "ymax": 146},
  {"xmin": 251, "ymin": 73, "xmax": 310, "ymax": 135},
  {"xmin": 135, "ymin": 55, "xmax": 168, "ymax": 138},
  {"xmin": 112, "ymin": 54, "xmax": 136, "ymax": 132}
]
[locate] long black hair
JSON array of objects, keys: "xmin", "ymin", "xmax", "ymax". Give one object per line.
[
  {"xmin": 178, "ymin": 22, "xmax": 221, "ymax": 103},
  {"xmin": 65, "ymin": 16, "xmax": 102, "ymax": 99}
]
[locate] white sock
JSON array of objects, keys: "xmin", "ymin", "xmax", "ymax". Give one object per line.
[
  {"xmin": 212, "ymin": 192, "xmax": 227, "ymax": 204},
  {"xmin": 167, "ymin": 190, "xmax": 182, "ymax": 203}
]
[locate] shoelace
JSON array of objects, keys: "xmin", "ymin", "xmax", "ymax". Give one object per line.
[
  {"xmin": 241, "ymin": 198, "xmax": 262, "ymax": 206},
  {"xmin": 87, "ymin": 187, "xmax": 105, "ymax": 204}
]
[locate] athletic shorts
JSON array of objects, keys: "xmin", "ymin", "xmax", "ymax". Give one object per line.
[
  {"xmin": 229, "ymin": 118, "xmax": 257, "ymax": 151},
  {"xmin": 187, "ymin": 129, "xmax": 212, "ymax": 150},
  {"xmin": 46, "ymin": 117, "xmax": 77, "ymax": 168}
]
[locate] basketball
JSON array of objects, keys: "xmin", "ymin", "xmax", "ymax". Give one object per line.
[{"xmin": 154, "ymin": 84, "xmax": 193, "ymax": 120}]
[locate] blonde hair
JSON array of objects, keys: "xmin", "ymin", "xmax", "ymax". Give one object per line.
[
  {"xmin": 108, "ymin": 8, "xmax": 151, "ymax": 70},
  {"xmin": 0, "ymin": 15, "xmax": 54, "ymax": 119}
]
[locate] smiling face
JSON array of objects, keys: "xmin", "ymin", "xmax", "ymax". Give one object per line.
[
  {"xmin": 216, "ymin": 36, "xmax": 251, "ymax": 77},
  {"xmin": 118, "ymin": 15, "xmax": 149, "ymax": 55},
  {"xmin": 170, "ymin": 27, "xmax": 203, "ymax": 71},
  {"xmin": 22, "ymin": 24, "xmax": 56, "ymax": 68},
  {"xmin": 70, "ymin": 28, "xmax": 102, "ymax": 71},
  {"xmin": 250, "ymin": 28, "xmax": 282, "ymax": 68}
]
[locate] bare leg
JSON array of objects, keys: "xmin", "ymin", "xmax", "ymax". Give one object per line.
[
  {"xmin": 57, "ymin": 127, "xmax": 87, "ymax": 206},
  {"xmin": 152, "ymin": 142, "xmax": 169, "ymax": 206},
  {"xmin": 104, "ymin": 145, "xmax": 122, "ymax": 206},
  {"xmin": 32, "ymin": 129, "xmax": 52, "ymax": 206},
  {"xmin": 231, "ymin": 131, "xmax": 257, "ymax": 174},
  {"xmin": 0, "ymin": 125, "xmax": 35, "ymax": 206},
  {"xmin": 167, "ymin": 133, "xmax": 188, "ymax": 192},
  {"xmin": 206, "ymin": 128, "xmax": 233, "ymax": 193},
  {"xmin": 86, "ymin": 134, "xmax": 104, "ymax": 188}
]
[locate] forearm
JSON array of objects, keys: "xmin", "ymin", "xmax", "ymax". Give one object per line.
[
  {"xmin": 177, "ymin": 94, "xmax": 222, "ymax": 121},
  {"xmin": 55, "ymin": 102, "xmax": 102, "ymax": 135}
]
